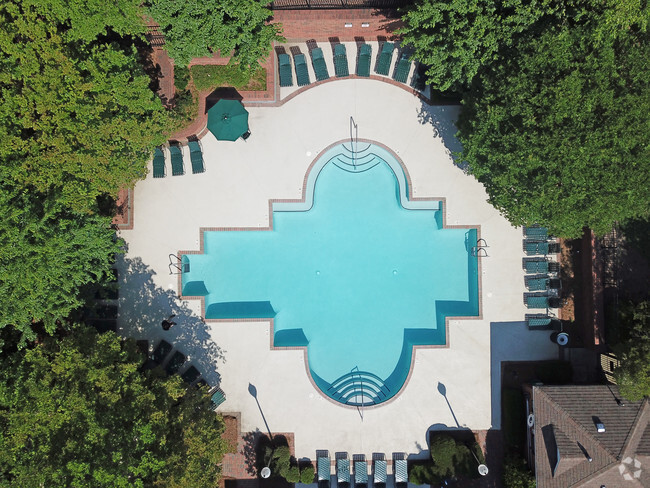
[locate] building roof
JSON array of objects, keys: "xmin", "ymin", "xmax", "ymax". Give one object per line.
[{"xmin": 532, "ymin": 385, "xmax": 650, "ymax": 487}]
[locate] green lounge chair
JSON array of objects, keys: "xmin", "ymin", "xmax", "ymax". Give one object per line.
[
  {"xmin": 317, "ymin": 452, "xmax": 331, "ymax": 488},
  {"xmin": 373, "ymin": 458, "xmax": 387, "ymax": 487},
  {"xmin": 169, "ymin": 143, "xmax": 184, "ymax": 176},
  {"xmin": 334, "ymin": 44, "xmax": 349, "ymax": 77},
  {"xmin": 310, "ymin": 47, "xmax": 330, "ymax": 81},
  {"xmin": 393, "ymin": 52, "xmax": 411, "ymax": 83},
  {"xmin": 525, "ymin": 226, "xmax": 549, "ymax": 238},
  {"xmin": 188, "ymin": 140, "xmax": 204, "ymax": 174},
  {"xmin": 375, "ymin": 42, "xmax": 394, "ymax": 76},
  {"xmin": 181, "ymin": 365, "xmax": 201, "ymax": 384},
  {"xmin": 354, "ymin": 460, "xmax": 368, "ymax": 487},
  {"xmin": 356, "ymin": 44, "xmax": 372, "ymax": 77},
  {"xmin": 294, "ymin": 53, "xmax": 310, "ymax": 86},
  {"xmin": 394, "ymin": 457, "xmax": 408, "ymax": 487},
  {"xmin": 336, "ymin": 457, "xmax": 350, "ymax": 487},
  {"xmin": 278, "ymin": 53, "xmax": 293, "ymax": 87},
  {"xmin": 165, "ymin": 351, "xmax": 186, "ymax": 375},
  {"xmin": 153, "ymin": 146, "xmax": 165, "ymax": 178}
]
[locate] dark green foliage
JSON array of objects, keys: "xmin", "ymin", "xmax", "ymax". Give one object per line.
[
  {"xmin": 613, "ymin": 300, "xmax": 650, "ymax": 400},
  {"xmin": 0, "ymin": 326, "xmax": 231, "ymax": 486},
  {"xmin": 148, "ymin": 0, "xmax": 285, "ymax": 67},
  {"xmin": 503, "ymin": 456, "xmax": 536, "ymax": 488}
]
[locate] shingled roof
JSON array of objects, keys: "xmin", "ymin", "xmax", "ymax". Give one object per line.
[{"xmin": 531, "ymin": 385, "xmax": 650, "ymax": 487}]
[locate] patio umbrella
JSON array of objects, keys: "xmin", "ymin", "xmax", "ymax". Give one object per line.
[{"xmin": 207, "ymin": 99, "xmax": 249, "ymax": 141}]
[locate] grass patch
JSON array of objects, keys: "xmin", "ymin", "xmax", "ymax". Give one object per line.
[{"xmin": 190, "ymin": 65, "xmax": 266, "ymax": 92}]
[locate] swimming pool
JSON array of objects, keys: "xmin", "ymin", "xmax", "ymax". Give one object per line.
[{"xmin": 182, "ymin": 142, "xmax": 479, "ymax": 406}]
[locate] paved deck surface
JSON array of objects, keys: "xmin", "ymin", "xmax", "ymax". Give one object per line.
[{"xmin": 117, "ymin": 77, "xmax": 560, "ymax": 463}]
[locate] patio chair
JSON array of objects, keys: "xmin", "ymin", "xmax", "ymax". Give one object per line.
[
  {"xmin": 394, "ymin": 456, "xmax": 408, "ymax": 487},
  {"xmin": 375, "ymin": 42, "xmax": 394, "ymax": 76},
  {"xmin": 336, "ymin": 456, "xmax": 350, "ymax": 487},
  {"xmin": 524, "ymin": 225, "xmax": 549, "ymax": 239},
  {"xmin": 152, "ymin": 146, "xmax": 165, "ymax": 178},
  {"xmin": 278, "ymin": 53, "xmax": 293, "ymax": 87},
  {"xmin": 334, "ymin": 44, "xmax": 349, "ymax": 77},
  {"xmin": 211, "ymin": 388, "xmax": 227, "ymax": 409},
  {"xmin": 294, "ymin": 53, "xmax": 310, "ymax": 86},
  {"xmin": 310, "ymin": 47, "xmax": 330, "ymax": 81},
  {"xmin": 165, "ymin": 350, "xmax": 186, "ymax": 375},
  {"xmin": 354, "ymin": 460, "xmax": 368, "ymax": 487},
  {"xmin": 188, "ymin": 140, "xmax": 204, "ymax": 174},
  {"xmin": 169, "ymin": 143, "xmax": 184, "ymax": 176},
  {"xmin": 392, "ymin": 52, "xmax": 411, "ymax": 83},
  {"xmin": 356, "ymin": 44, "xmax": 372, "ymax": 77},
  {"xmin": 373, "ymin": 458, "xmax": 387, "ymax": 487},
  {"xmin": 317, "ymin": 451, "xmax": 331, "ymax": 488},
  {"xmin": 181, "ymin": 365, "xmax": 201, "ymax": 385}
]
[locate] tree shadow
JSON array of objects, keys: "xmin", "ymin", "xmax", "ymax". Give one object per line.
[{"xmin": 115, "ymin": 252, "xmax": 224, "ymax": 388}]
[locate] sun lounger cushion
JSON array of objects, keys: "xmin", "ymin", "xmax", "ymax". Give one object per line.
[
  {"xmin": 278, "ymin": 53, "xmax": 293, "ymax": 87},
  {"xmin": 375, "ymin": 42, "xmax": 394, "ymax": 76},
  {"xmin": 393, "ymin": 53, "xmax": 411, "ymax": 83},
  {"xmin": 334, "ymin": 44, "xmax": 349, "ymax": 77},
  {"xmin": 357, "ymin": 44, "xmax": 372, "ymax": 77},
  {"xmin": 169, "ymin": 144, "xmax": 184, "ymax": 176},
  {"xmin": 311, "ymin": 47, "xmax": 330, "ymax": 81},
  {"xmin": 294, "ymin": 53, "xmax": 310, "ymax": 86},
  {"xmin": 188, "ymin": 140, "xmax": 204, "ymax": 174},
  {"xmin": 153, "ymin": 146, "xmax": 165, "ymax": 178}
]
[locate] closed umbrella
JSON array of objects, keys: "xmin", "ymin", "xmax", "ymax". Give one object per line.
[{"xmin": 207, "ymin": 99, "xmax": 249, "ymax": 141}]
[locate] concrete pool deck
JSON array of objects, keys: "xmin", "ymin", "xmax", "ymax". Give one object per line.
[{"xmin": 117, "ymin": 77, "xmax": 560, "ymax": 461}]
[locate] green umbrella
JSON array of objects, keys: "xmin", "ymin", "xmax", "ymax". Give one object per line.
[{"xmin": 207, "ymin": 99, "xmax": 249, "ymax": 141}]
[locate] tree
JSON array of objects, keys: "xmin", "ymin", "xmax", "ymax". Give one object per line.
[
  {"xmin": 0, "ymin": 326, "xmax": 232, "ymax": 486},
  {"xmin": 613, "ymin": 300, "xmax": 650, "ymax": 401},
  {"xmin": 0, "ymin": 0, "xmax": 172, "ymax": 214},
  {"xmin": 0, "ymin": 186, "xmax": 120, "ymax": 343},
  {"xmin": 148, "ymin": 0, "xmax": 284, "ymax": 67},
  {"xmin": 456, "ymin": 21, "xmax": 650, "ymax": 237},
  {"xmin": 398, "ymin": 0, "xmax": 557, "ymax": 91}
]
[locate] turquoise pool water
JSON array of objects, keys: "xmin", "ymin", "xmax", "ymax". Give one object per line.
[{"xmin": 182, "ymin": 142, "xmax": 479, "ymax": 406}]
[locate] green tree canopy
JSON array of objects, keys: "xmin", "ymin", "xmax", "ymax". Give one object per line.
[
  {"xmin": 148, "ymin": 0, "xmax": 284, "ymax": 67},
  {"xmin": 0, "ymin": 326, "xmax": 232, "ymax": 486},
  {"xmin": 613, "ymin": 300, "xmax": 650, "ymax": 401},
  {"xmin": 456, "ymin": 21, "xmax": 650, "ymax": 237}
]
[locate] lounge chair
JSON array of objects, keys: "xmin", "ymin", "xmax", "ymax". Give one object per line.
[
  {"xmin": 375, "ymin": 42, "xmax": 394, "ymax": 76},
  {"xmin": 393, "ymin": 52, "xmax": 411, "ymax": 83},
  {"xmin": 188, "ymin": 140, "xmax": 204, "ymax": 174},
  {"xmin": 317, "ymin": 451, "xmax": 331, "ymax": 488},
  {"xmin": 278, "ymin": 53, "xmax": 293, "ymax": 87},
  {"xmin": 181, "ymin": 365, "xmax": 201, "ymax": 385},
  {"xmin": 373, "ymin": 458, "xmax": 387, "ymax": 487},
  {"xmin": 211, "ymin": 388, "xmax": 226, "ymax": 409},
  {"xmin": 294, "ymin": 53, "xmax": 310, "ymax": 86},
  {"xmin": 152, "ymin": 146, "xmax": 165, "ymax": 178},
  {"xmin": 336, "ymin": 457, "xmax": 350, "ymax": 487},
  {"xmin": 356, "ymin": 44, "xmax": 372, "ymax": 77},
  {"xmin": 165, "ymin": 351, "xmax": 186, "ymax": 375},
  {"xmin": 334, "ymin": 44, "xmax": 349, "ymax": 77},
  {"xmin": 310, "ymin": 47, "xmax": 330, "ymax": 81},
  {"xmin": 394, "ymin": 456, "xmax": 408, "ymax": 487},
  {"xmin": 354, "ymin": 460, "xmax": 368, "ymax": 487},
  {"xmin": 524, "ymin": 226, "xmax": 549, "ymax": 238},
  {"xmin": 169, "ymin": 143, "xmax": 184, "ymax": 176}
]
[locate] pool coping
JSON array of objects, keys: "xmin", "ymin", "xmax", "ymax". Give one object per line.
[{"xmin": 177, "ymin": 137, "xmax": 483, "ymax": 410}]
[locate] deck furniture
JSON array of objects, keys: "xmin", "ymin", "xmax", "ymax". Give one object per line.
[
  {"xmin": 375, "ymin": 42, "xmax": 394, "ymax": 75},
  {"xmin": 354, "ymin": 460, "xmax": 368, "ymax": 487},
  {"xmin": 373, "ymin": 458, "xmax": 387, "ymax": 487},
  {"xmin": 310, "ymin": 47, "xmax": 330, "ymax": 81},
  {"xmin": 317, "ymin": 451, "xmax": 331, "ymax": 488},
  {"xmin": 152, "ymin": 146, "xmax": 165, "ymax": 178},
  {"xmin": 294, "ymin": 53, "xmax": 310, "ymax": 86},
  {"xmin": 181, "ymin": 365, "xmax": 201, "ymax": 385},
  {"xmin": 278, "ymin": 53, "xmax": 293, "ymax": 87},
  {"xmin": 336, "ymin": 457, "xmax": 350, "ymax": 487},
  {"xmin": 393, "ymin": 52, "xmax": 411, "ymax": 83},
  {"xmin": 334, "ymin": 44, "xmax": 349, "ymax": 77},
  {"xmin": 165, "ymin": 351, "xmax": 186, "ymax": 375},
  {"xmin": 394, "ymin": 457, "xmax": 408, "ymax": 487},
  {"xmin": 169, "ymin": 143, "xmax": 184, "ymax": 176},
  {"xmin": 188, "ymin": 140, "xmax": 204, "ymax": 174},
  {"xmin": 356, "ymin": 44, "xmax": 372, "ymax": 77}
]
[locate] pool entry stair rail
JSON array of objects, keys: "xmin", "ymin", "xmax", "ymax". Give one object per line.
[
  {"xmin": 278, "ymin": 53, "xmax": 293, "ymax": 87},
  {"xmin": 327, "ymin": 368, "xmax": 390, "ymax": 406},
  {"xmin": 375, "ymin": 42, "xmax": 394, "ymax": 76},
  {"xmin": 334, "ymin": 44, "xmax": 349, "ymax": 77},
  {"xmin": 310, "ymin": 47, "xmax": 330, "ymax": 81},
  {"xmin": 356, "ymin": 44, "xmax": 372, "ymax": 77},
  {"xmin": 294, "ymin": 53, "xmax": 311, "ymax": 86}
]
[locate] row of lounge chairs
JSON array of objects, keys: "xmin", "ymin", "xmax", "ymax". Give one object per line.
[
  {"xmin": 317, "ymin": 451, "xmax": 407, "ymax": 487},
  {"xmin": 142, "ymin": 339, "xmax": 226, "ymax": 409},
  {"xmin": 152, "ymin": 140, "xmax": 205, "ymax": 178},
  {"xmin": 277, "ymin": 42, "xmax": 414, "ymax": 88}
]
